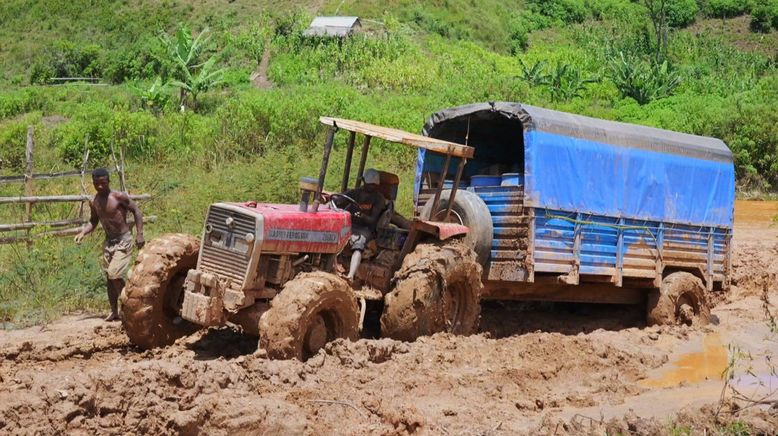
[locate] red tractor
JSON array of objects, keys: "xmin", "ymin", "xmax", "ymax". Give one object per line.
[{"xmin": 120, "ymin": 117, "xmax": 483, "ymax": 360}]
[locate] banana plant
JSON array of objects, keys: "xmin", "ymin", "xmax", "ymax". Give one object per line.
[
  {"xmin": 160, "ymin": 24, "xmax": 223, "ymax": 111},
  {"xmin": 169, "ymin": 57, "xmax": 224, "ymax": 111}
]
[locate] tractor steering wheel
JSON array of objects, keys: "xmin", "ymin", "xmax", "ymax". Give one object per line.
[{"xmin": 328, "ymin": 193, "xmax": 360, "ymax": 213}]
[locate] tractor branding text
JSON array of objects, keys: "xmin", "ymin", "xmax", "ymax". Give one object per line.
[{"xmin": 267, "ymin": 228, "xmax": 339, "ymax": 243}]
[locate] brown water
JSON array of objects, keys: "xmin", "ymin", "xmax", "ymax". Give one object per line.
[
  {"xmin": 640, "ymin": 334, "xmax": 728, "ymax": 389},
  {"xmin": 734, "ymin": 200, "xmax": 778, "ymax": 225}
]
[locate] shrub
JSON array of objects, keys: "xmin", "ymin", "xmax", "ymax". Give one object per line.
[
  {"xmin": 666, "ymin": 0, "xmax": 700, "ymax": 27},
  {"xmin": 508, "ymin": 11, "xmax": 553, "ymax": 53},
  {"xmin": 750, "ymin": 1, "xmax": 778, "ymax": 32},
  {"xmin": 705, "ymin": 0, "xmax": 752, "ymax": 18},
  {"xmin": 102, "ymin": 36, "xmax": 170, "ymax": 83},
  {"xmin": 609, "ymin": 53, "xmax": 682, "ymax": 104},
  {"xmin": 0, "ymin": 121, "xmax": 29, "ymax": 171},
  {"xmin": 528, "ymin": 0, "xmax": 589, "ymax": 24}
]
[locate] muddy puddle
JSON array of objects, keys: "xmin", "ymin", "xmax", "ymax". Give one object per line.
[
  {"xmin": 735, "ymin": 200, "xmax": 778, "ymax": 225},
  {"xmin": 641, "ymin": 334, "xmax": 728, "ymax": 389}
]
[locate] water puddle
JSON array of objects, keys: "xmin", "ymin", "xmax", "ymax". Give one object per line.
[
  {"xmin": 641, "ymin": 334, "xmax": 728, "ymax": 388},
  {"xmin": 734, "ymin": 200, "xmax": 778, "ymax": 225}
]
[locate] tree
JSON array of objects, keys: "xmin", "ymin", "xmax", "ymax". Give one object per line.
[{"xmin": 643, "ymin": 0, "xmax": 669, "ymax": 63}]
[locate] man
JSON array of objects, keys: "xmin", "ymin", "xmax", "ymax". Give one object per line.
[
  {"xmin": 339, "ymin": 168, "xmax": 386, "ymax": 281},
  {"xmin": 74, "ymin": 168, "xmax": 145, "ymax": 321}
]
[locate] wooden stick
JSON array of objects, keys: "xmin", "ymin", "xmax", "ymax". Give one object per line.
[
  {"xmin": 0, "ymin": 216, "xmax": 158, "ymax": 244},
  {"xmin": 79, "ymin": 137, "xmax": 91, "ymax": 218},
  {"xmin": 0, "ymin": 194, "xmax": 151, "ymax": 204},
  {"xmin": 120, "ymin": 141, "xmax": 128, "ymax": 193},
  {"xmin": 0, "ymin": 168, "xmax": 115, "ymax": 184},
  {"xmin": 0, "ymin": 215, "xmax": 158, "ymax": 232},
  {"xmin": 24, "ymin": 127, "xmax": 34, "ymax": 247}
]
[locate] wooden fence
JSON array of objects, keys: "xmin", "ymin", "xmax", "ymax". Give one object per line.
[{"xmin": 0, "ymin": 126, "xmax": 155, "ymax": 245}]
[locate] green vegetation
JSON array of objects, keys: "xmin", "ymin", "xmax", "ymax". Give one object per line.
[{"xmin": 1, "ymin": 0, "xmax": 777, "ymax": 324}]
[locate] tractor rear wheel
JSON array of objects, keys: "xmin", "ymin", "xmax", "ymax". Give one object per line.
[
  {"xmin": 120, "ymin": 233, "xmax": 201, "ymax": 349},
  {"xmin": 381, "ymin": 241, "xmax": 482, "ymax": 341},
  {"xmin": 259, "ymin": 272, "xmax": 359, "ymax": 360},
  {"xmin": 419, "ymin": 190, "xmax": 493, "ymax": 265},
  {"xmin": 647, "ymin": 272, "xmax": 711, "ymax": 326}
]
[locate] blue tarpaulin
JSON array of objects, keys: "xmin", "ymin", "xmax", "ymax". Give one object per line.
[{"xmin": 420, "ymin": 102, "xmax": 735, "ymax": 228}]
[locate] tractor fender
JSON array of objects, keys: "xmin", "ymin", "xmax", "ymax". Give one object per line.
[{"xmin": 413, "ymin": 219, "xmax": 469, "ymax": 241}]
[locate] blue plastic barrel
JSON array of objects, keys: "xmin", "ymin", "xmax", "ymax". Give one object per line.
[
  {"xmin": 501, "ymin": 173, "xmax": 524, "ymax": 186},
  {"xmin": 471, "ymin": 175, "xmax": 501, "ymax": 187}
]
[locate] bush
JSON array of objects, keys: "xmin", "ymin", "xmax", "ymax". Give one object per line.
[
  {"xmin": 53, "ymin": 104, "xmax": 160, "ymax": 165},
  {"xmin": 750, "ymin": 1, "xmax": 778, "ymax": 32},
  {"xmin": 609, "ymin": 53, "xmax": 682, "ymax": 104},
  {"xmin": 705, "ymin": 0, "xmax": 752, "ymax": 18},
  {"xmin": 528, "ymin": 0, "xmax": 589, "ymax": 24},
  {"xmin": 102, "ymin": 36, "xmax": 171, "ymax": 83},
  {"xmin": 0, "ymin": 121, "xmax": 29, "ymax": 171},
  {"xmin": 508, "ymin": 10, "xmax": 553, "ymax": 53},
  {"xmin": 667, "ymin": 0, "xmax": 700, "ymax": 27}
]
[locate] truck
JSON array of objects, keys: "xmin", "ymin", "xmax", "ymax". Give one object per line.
[
  {"xmin": 415, "ymin": 102, "xmax": 734, "ymax": 326},
  {"xmin": 120, "ymin": 117, "xmax": 483, "ymax": 360},
  {"xmin": 119, "ymin": 102, "xmax": 735, "ymax": 360}
]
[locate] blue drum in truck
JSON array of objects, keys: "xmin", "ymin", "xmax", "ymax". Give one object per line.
[{"xmin": 415, "ymin": 102, "xmax": 735, "ymax": 326}]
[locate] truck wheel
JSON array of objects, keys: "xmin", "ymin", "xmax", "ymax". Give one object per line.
[
  {"xmin": 120, "ymin": 234, "xmax": 201, "ymax": 349},
  {"xmin": 419, "ymin": 189, "xmax": 493, "ymax": 265},
  {"xmin": 381, "ymin": 242, "xmax": 482, "ymax": 341},
  {"xmin": 647, "ymin": 272, "xmax": 711, "ymax": 326},
  {"xmin": 259, "ymin": 272, "xmax": 359, "ymax": 360}
]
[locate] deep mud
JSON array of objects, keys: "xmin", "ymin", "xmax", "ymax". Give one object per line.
[{"xmin": 2, "ymin": 232, "xmax": 778, "ymax": 434}]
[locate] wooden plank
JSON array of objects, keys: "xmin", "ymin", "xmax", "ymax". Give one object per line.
[
  {"xmin": 0, "ymin": 216, "xmax": 157, "ymax": 243},
  {"xmin": 0, "ymin": 168, "xmax": 114, "ymax": 184},
  {"xmin": 24, "ymin": 126, "xmax": 34, "ymax": 221},
  {"xmin": 0, "ymin": 193, "xmax": 151, "ymax": 204},
  {"xmin": 319, "ymin": 117, "xmax": 474, "ymax": 158},
  {"xmin": 0, "ymin": 216, "xmax": 158, "ymax": 232}
]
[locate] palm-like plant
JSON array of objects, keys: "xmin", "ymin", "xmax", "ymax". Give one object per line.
[
  {"xmin": 518, "ymin": 59, "xmax": 549, "ymax": 86},
  {"xmin": 136, "ymin": 76, "xmax": 170, "ymax": 115},
  {"xmin": 169, "ymin": 57, "xmax": 224, "ymax": 110},
  {"xmin": 160, "ymin": 24, "xmax": 224, "ymax": 111},
  {"xmin": 546, "ymin": 61, "xmax": 598, "ymax": 102},
  {"xmin": 609, "ymin": 52, "xmax": 681, "ymax": 105}
]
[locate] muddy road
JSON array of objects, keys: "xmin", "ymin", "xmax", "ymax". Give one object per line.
[{"xmin": 1, "ymin": 209, "xmax": 777, "ymax": 435}]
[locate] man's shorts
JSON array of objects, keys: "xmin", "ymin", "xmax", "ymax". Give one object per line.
[
  {"xmin": 101, "ymin": 232, "xmax": 133, "ymax": 280},
  {"xmin": 349, "ymin": 227, "xmax": 372, "ymax": 251}
]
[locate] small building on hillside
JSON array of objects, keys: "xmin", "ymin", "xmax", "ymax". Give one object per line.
[{"xmin": 304, "ymin": 16, "xmax": 362, "ymax": 38}]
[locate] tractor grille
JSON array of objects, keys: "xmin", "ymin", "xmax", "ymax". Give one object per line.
[{"xmin": 199, "ymin": 205, "xmax": 256, "ymax": 287}]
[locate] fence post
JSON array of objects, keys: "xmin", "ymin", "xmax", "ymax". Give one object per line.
[{"xmin": 24, "ymin": 126, "xmax": 34, "ymax": 246}]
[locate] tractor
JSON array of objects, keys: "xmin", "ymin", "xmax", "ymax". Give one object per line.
[{"xmin": 119, "ymin": 117, "xmax": 483, "ymax": 360}]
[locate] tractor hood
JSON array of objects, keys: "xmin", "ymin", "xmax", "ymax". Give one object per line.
[{"xmin": 220, "ymin": 202, "xmax": 352, "ymax": 254}]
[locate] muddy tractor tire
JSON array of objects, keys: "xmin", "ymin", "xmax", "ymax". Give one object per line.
[
  {"xmin": 120, "ymin": 233, "xmax": 201, "ymax": 349},
  {"xmin": 381, "ymin": 242, "xmax": 482, "ymax": 341},
  {"xmin": 647, "ymin": 272, "xmax": 711, "ymax": 326},
  {"xmin": 259, "ymin": 272, "xmax": 359, "ymax": 361},
  {"xmin": 419, "ymin": 189, "xmax": 493, "ymax": 265}
]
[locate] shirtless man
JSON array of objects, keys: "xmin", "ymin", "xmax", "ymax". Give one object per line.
[{"xmin": 74, "ymin": 168, "xmax": 145, "ymax": 321}]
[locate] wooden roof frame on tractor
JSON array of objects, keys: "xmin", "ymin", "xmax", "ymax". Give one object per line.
[{"xmin": 313, "ymin": 117, "xmax": 474, "ymax": 223}]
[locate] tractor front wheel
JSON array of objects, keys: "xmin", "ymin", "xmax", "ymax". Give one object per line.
[
  {"xmin": 120, "ymin": 233, "xmax": 201, "ymax": 349},
  {"xmin": 259, "ymin": 272, "xmax": 359, "ymax": 360}
]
